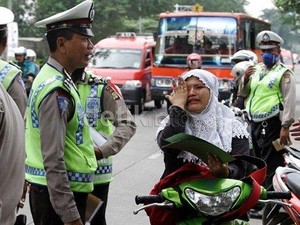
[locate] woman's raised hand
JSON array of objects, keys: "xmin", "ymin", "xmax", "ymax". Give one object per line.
[{"xmin": 165, "ymin": 76, "xmax": 187, "ymax": 110}]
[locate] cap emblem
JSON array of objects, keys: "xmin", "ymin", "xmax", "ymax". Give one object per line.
[
  {"xmin": 262, "ymin": 33, "xmax": 270, "ymax": 42},
  {"xmin": 88, "ymin": 3, "xmax": 95, "ymax": 22}
]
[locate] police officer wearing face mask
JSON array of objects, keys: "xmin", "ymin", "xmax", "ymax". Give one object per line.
[
  {"xmin": 241, "ymin": 30, "xmax": 296, "ymax": 195},
  {"xmin": 240, "ymin": 30, "xmax": 296, "ymax": 219}
]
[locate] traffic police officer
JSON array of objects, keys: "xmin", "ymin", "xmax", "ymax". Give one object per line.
[
  {"xmin": 0, "ymin": 7, "xmax": 27, "ymax": 117},
  {"xmin": 241, "ymin": 30, "xmax": 296, "ymax": 188},
  {"xmin": 25, "ymin": 1, "xmax": 97, "ymax": 225},
  {"xmin": 0, "ymin": 7, "xmax": 25, "ymax": 225},
  {"xmin": 0, "ymin": 83, "xmax": 25, "ymax": 225},
  {"xmin": 73, "ymin": 68, "xmax": 136, "ymax": 225}
]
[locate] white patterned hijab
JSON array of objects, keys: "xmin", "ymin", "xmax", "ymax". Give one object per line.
[{"xmin": 156, "ymin": 69, "xmax": 248, "ymax": 160}]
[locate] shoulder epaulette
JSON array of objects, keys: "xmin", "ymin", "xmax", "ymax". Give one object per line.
[
  {"xmin": 88, "ymin": 74, "xmax": 111, "ymax": 85},
  {"xmin": 8, "ymin": 61, "xmax": 21, "ymax": 70},
  {"xmin": 63, "ymin": 76, "xmax": 74, "ymax": 92}
]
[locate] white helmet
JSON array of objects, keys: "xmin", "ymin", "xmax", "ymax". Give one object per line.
[
  {"xmin": 26, "ymin": 49, "xmax": 36, "ymax": 58},
  {"xmin": 14, "ymin": 46, "xmax": 27, "ymax": 55},
  {"xmin": 231, "ymin": 50, "xmax": 258, "ymax": 65},
  {"xmin": 231, "ymin": 61, "xmax": 254, "ymax": 80}
]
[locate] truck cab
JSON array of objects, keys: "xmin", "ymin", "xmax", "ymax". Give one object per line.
[{"xmin": 87, "ymin": 32, "xmax": 156, "ymax": 114}]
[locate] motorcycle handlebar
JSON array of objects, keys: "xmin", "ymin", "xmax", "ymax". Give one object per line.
[
  {"xmin": 267, "ymin": 191, "xmax": 292, "ymax": 200},
  {"xmin": 135, "ymin": 194, "xmax": 165, "ymax": 205}
]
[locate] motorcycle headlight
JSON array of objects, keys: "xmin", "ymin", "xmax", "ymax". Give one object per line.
[{"xmin": 184, "ymin": 186, "xmax": 241, "ymax": 216}]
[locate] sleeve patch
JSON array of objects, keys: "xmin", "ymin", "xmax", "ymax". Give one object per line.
[
  {"xmin": 17, "ymin": 77, "xmax": 26, "ymax": 90},
  {"xmin": 57, "ymin": 95, "xmax": 69, "ymax": 117},
  {"xmin": 284, "ymin": 76, "xmax": 290, "ymax": 84}
]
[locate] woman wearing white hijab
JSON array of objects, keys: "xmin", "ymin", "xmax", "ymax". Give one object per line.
[{"xmin": 156, "ymin": 69, "xmax": 250, "ymax": 179}]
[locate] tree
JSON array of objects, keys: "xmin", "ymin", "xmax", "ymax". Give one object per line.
[
  {"xmin": 274, "ymin": 0, "xmax": 300, "ymax": 29},
  {"xmin": 6, "ymin": 0, "xmax": 251, "ymax": 40},
  {"xmin": 260, "ymin": 8, "xmax": 300, "ymax": 52}
]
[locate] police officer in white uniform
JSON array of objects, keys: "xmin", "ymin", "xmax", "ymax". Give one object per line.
[
  {"xmin": 0, "ymin": 7, "xmax": 27, "ymax": 117},
  {"xmin": 25, "ymin": 1, "xmax": 97, "ymax": 225},
  {"xmin": 240, "ymin": 31, "xmax": 296, "ymax": 218}
]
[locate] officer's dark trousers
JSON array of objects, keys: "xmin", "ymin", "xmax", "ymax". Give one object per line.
[
  {"xmin": 29, "ymin": 184, "xmax": 87, "ymax": 225},
  {"xmin": 91, "ymin": 183, "xmax": 110, "ymax": 225},
  {"xmin": 250, "ymin": 116, "xmax": 285, "ymax": 188}
]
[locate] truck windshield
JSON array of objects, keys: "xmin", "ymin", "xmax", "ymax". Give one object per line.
[
  {"xmin": 155, "ymin": 16, "xmax": 237, "ymax": 67},
  {"xmin": 90, "ymin": 48, "xmax": 142, "ymax": 69}
]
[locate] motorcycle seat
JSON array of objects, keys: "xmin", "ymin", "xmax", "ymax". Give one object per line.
[{"xmin": 286, "ymin": 172, "xmax": 300, "ymax": 198}]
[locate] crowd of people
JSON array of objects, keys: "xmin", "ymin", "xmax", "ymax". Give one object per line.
[{"xmin": 1, "ymin": 0, "xmax": 300, "ymax": 225}]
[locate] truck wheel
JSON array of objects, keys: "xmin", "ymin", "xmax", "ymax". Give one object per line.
[
  {"xmin": 154, "ymin": 100, "xmax": 163, "ymax": 109},
  {"xmin": 138, "ymin": 97, "xmax": 145, "ymax": 114}
]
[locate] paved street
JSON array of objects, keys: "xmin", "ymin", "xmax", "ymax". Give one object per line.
[{"xmin": 20, "ymin": 64, "xmax": 300, "ymax": 224}]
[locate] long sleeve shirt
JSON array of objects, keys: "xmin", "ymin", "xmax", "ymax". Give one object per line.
[
  {"xmin": 157, "ymin": 106, "xmax": 250, "ymax": 179},
  {"xmin": 37, "ymin": 58, "xmax": 80, "ymax": 222},
  {"xmin": 76, "ymin": 76, "xmax": 136, "ymax": 158}
]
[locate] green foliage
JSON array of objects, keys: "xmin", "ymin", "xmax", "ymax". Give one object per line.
[
  {"xmin": 8, "ymin": 0, "xmax": 249, "ymax": 40},
  {"xmin": 274, "ymin": 0, "xmax": 300, "ymax": 30},
  {"xmin": 260, "ymin": 8, "xmax": 300, "ymax": 52}
]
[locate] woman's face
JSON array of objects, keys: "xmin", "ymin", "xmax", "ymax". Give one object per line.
[{"xmin": 185, "ymin": 76, "xmax": 210, "ymax": 113}]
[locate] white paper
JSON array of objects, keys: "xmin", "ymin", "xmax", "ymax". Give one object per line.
[{"xmin": 89, "ymin": 126, "xmax": 107, "ymax": 148}]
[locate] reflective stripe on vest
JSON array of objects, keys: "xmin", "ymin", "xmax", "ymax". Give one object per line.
[
  {"xmin": 25, "ymin": 165, "xmax": 94, "ymax": 183},
  {"xmin": 0, "ymin": 64, "xmax": 10, "ymax": 83},
  {"xmin": 0, "ymin": 60, "xmax": 21, "ymax": 90},
  {"xmin": 30, "ymin": 76, "xmax": 61, "ymax": 128},
  {"xmin": 77, "ymin": 75, "xmax": 114, "ymax": 184},
  {"xmin": 93, "ymin": 157, "xmax": 113, "ymax": 184}
]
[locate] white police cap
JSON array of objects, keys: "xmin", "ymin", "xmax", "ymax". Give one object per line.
[
  {"xmin": 0, "ymin": 7, "xmax": 14, "ymax": 31},
  {"xmin": 256, "ymin": 30, "xmax": 284, "ymax": 50},
  {"xmin": 35, "ymin": 0, "xmax": 95, "ymax": 37}
]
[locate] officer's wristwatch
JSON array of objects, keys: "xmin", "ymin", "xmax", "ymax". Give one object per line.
[{"xmin": 281, "ymin": 124, "xmax": 290, "ymax": 129}]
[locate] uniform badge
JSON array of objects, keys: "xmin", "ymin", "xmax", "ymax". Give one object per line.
[
  {"xmin": 86, "ymin": 97, "xmax": 100, "ymax": 114},
  {"xmin": 105, "ymin": 81, "xmax": 123, "ymax": 100},
  {"xmin": 284, "ymin": 76, "xmax": 290, "ymax": 84},
  {"xmin": 57, "ymin": 95, "xmax": 69, "ymax": 117},
  {"xmin": 17, "ymin": 77, "xmax": 26, "ymax": 91}
]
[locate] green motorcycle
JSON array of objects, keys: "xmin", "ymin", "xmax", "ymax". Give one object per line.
[{"xmin": 134, "ymin": 155, "xmax": 291, "ymax": 225}]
